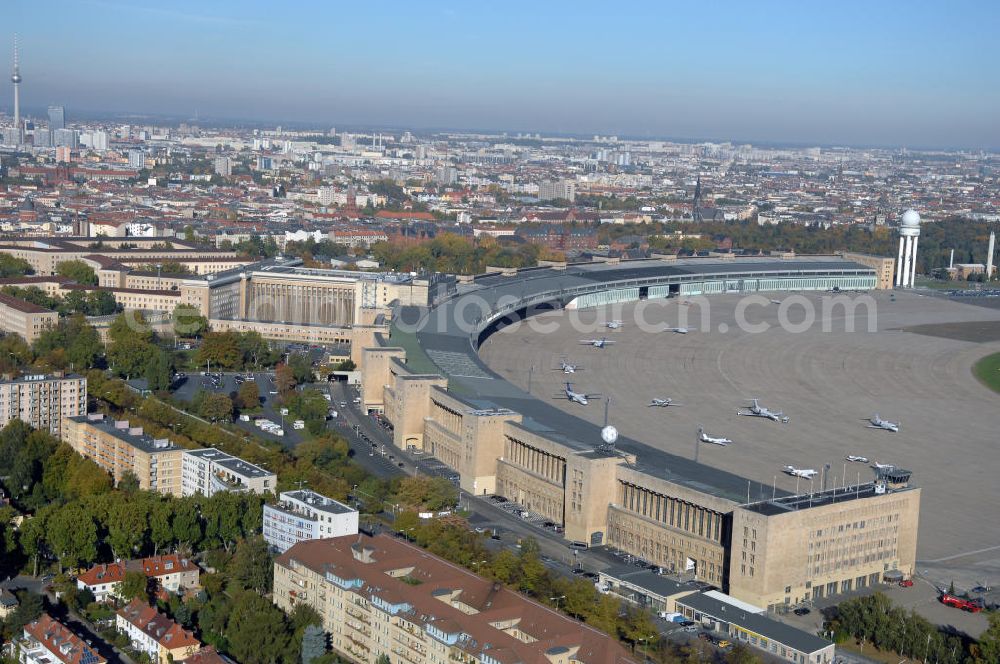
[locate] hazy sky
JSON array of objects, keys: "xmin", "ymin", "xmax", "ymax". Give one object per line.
[{"xmin": 7, "ymin": 0, "xmax": 1000, "ymax": 148}]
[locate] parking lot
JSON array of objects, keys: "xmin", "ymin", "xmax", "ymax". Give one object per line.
[{"xmin": 170, "ymin": 370, "xmax": 314, "ymax": 445}]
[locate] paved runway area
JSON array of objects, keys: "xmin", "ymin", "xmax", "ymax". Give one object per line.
[{"xmin": 480, "ymin": 290, "xmax": 1000, "ymax": 576}]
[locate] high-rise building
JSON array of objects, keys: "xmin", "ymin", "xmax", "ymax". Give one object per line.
[
  {"xmin": 53, "ymin": 128, "xmax": 78, "ymax": 148},
  {"xmin": 538, "ymin": 178, "xmax": 576, "ymax": 202},
  {"xmin": 32, "ymin": 127, "xmax": 50, "ymax": 147},
  {"xmin": 213, "ymin": 155, "xmax": 231, "ymax": 176},
  {"xmin": 63, "ymin": 414, "xmax": 184, "ymax": 494},
  {"xmin": 128, "ymin": 149, "xmax": 146, "ymax": 170},
  {"xmin": 0, "ymin": 372, "xmax": 86, "ymax": 439},
  {"xmin": 47, "ymin": 105, "xmax": 65, "ymax": 130}
]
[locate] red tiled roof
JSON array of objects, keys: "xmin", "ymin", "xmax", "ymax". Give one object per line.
[
  {"xmin": 117, "ymin": 599, "xmax": 202, "ymax": 651},
  {"xmin": 141, "ymin": 554, "xmax": 199, "ymax": 578},
  {"xmin": 77, "ymin": 561, "xmax": 127, "ymax": 587},
  {"xmin": 24, "ymin": 613, "xmax": 108, "ymax": 664}
]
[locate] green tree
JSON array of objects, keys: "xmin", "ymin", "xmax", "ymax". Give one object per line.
[
  {"xmin": 199, "ymin": 393, "xmax": 234, "ymax": 422},
  {"xmin": 107, "ymin": 312, "xmax": 156, "ymax": 378},
  {"xmin": 119, "ymin": 570, "xmax": 150, "ymax": 602},
  {"xmin": 977, "ymin": 613, "xmax": 1000, "ymax": 663},
  {"xmin": 108, "ymin": 496, "xmax": 149, "ymax": 559},
  {"xmin": 301, "ymin": 624, "xmax": 327, "ymax": 664},
  {"xmin": 275, "ymin": 363, "xmax": 296, "ymax": 394},
  {"xmin": 47, "ymin": 502, "xmax": 98, "ymax": 571},
  {"xmin": 226, "ymin": 591, "xmax": 293, "ymax": 664},
  {"xmin": 65, "ymin": 315, "xmax": 103, "ymax": 370},
  {"xmin": 197, "ymin": 330, "xmax": 243, "ymax": 369},
  {"xmin": 236, "ymin": 380, "xmax": 261, "ymax": 410},
  {"xmin": 231, "ymin": 535, "xmax": 274, "ymax": 594},
  {"xmin": 0, "ymin": 253, "xmax": 33, "ymax": 277},
  {"xmin": 375, "ymin": 656, "xmax": 391, "ymax": 664},
  {"xmin": 174, "ymin": 304, "xmax": 208, "ymax": 339},
  {"xmin": 55, "ymin": 259, "xmax": 99, "ymax": 285},
  {"xmin": 725, "ymin": 643, "xmax": 763, "ymax": 664},
  {"xmin": 5, "ymin": 590, "xmax": 43, "ymax": 634},
  {"xmin": 145, "ymin": 348, "xmax": 173, "ymax": 392},
  {"xmin": 119, "ymin": 470, "xmax": 141, "ymax": 493}
]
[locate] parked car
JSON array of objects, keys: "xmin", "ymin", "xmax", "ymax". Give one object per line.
[
  {"xmin": 899, "ymin": 579, "xmax": 914, "ymax": 588},
  {"xmin": 793, "ymin": 607, "xmax": 811, "ymax": 616}
]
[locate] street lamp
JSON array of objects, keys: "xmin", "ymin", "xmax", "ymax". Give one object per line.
[{"xmin": 549, "ymin": 595, "xmax": 566, "ymax": 611}]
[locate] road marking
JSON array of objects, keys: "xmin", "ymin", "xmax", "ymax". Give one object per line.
[{"xmin": 919, "ymin": 543, "xmax": 1000, "ymax": 563}]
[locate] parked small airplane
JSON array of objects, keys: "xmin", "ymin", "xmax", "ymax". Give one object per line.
[
  {"xmin": 649, "ymin": 398, "xmax": 681, "ymax": 407},
  {"xmin": 784, "ymin": 466, "xmax": 818, "ymax": 479},
  {"xmin": 770, "ymin": 299, "xmax": 782, "ymax": 305},
  {"xmin": 845, "ymin": 455, "xmax": 869, "ymax": 463},
  {"xmin": 698, "ymin": 427, "xmax": 732, "ymax": 446},
  {"xmin": 871, "ymin": 460, "xmax": 896, "ymax": 471},
  {"xmin": 664, "ymin": 327, "xmax": 689, "ymax": 334},
  {"xmin": 867, "ymin": 414, "xmax": 899, "ymax": 432},
  {"xmin": 580, "ymin": 337, "xmax": 616, "ymax": 348},
  {"xmin": 737, "ymin": 399, "xmax": 789, "ymax": 423},
  {"xmin": 560, "ymin": 382, "xmax": 600, "ymax": 405},
  {"xmin": 606, "ymin": 320, "xmax": 624, "ymax": 329},
  {"xmin": 555, "ymin": 359, "xmax": 579, "ymax": 374}
]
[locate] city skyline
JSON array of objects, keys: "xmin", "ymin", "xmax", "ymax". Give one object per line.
[{"xmin": 6, "ymin": 0, "xmax": 1000, "ymax": 150}]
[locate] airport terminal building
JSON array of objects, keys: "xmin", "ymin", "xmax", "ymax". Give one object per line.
[{"xmin": 360, "ymin": 257, "xmax": 920, "ymax": 609}]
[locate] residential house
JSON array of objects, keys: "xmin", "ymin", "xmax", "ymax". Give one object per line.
[{"xmin": 116, "ymin": 599, "xmax": 202, "ymax": 664}]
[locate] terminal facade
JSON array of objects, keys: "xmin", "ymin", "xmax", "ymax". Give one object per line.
[{"xmin": 360, "ymin": 257, "xmax": 920, "ymax": 609}]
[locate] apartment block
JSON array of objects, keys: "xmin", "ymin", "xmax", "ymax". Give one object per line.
[
  {"xmin": 273, "ymin": 534, "xmax": 636, "ymax": 664},
  {"xmin": 62, "ymin": 414, "xmax": 184, "ymax": 494},
  {"xmin": 18, "ymin": 613, "xmax": 107, "ymax": 664},
  {"xmin": 263, "ymin": 489, "xmax": 358, "ymax": 553},
  {"xmin": 180, "ymin": 448, "xmax": 275, "ymax": 497},
  {"xmin": 0, "ymin": 291, "xmax": 58, "ymax": 343},
  {"xmin": 0, "ymin": 372, "xmax": 86, "ymax": 439}
]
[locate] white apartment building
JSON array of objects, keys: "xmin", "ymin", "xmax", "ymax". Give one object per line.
[
  {"xmin": 263, "ymin": 489, "xmax": 358, "ymax": 552},
  {"xmin": 0, "ymin": 372, "xmax": 86, "ymax": 439},
  {"xmin": 538, "ymin": 178, "xmax": 576, "ymax": 202},
  {"xmin": 180, "ymin": 448, "xmax": 276, "ymax": 497}
]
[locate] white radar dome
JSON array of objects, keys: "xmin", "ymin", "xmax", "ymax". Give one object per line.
[
  {"xmin": 601, "ymin": 426, "xmax": 618, "ymax": 445},
  {"xmin": 901, "ymin": 209, "xmax": 921, "ymax": 228}
]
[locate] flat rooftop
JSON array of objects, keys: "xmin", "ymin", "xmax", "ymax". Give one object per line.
[
  {"xmin": 68, "ymin": 415, "xmax": 178, "ymax": 455},
  {"xmin": 677, "ymin": 591, "xmax": 832, "ymax": 654},
  {"xmin": 184, "ymin": 447, "xmax": 273, "ymax": 478},
  {"xmin": 407, "ymin": 257, "xmax": 875, "ymax": 502},
  {"xmin": 278, "ymin": 489, "xmax": 356, "ymax": 516}
]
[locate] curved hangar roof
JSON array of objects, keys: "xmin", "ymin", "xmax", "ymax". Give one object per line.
[{"xmin": 396, "ymin": 256, "xmax": 875, "ymax": 502}]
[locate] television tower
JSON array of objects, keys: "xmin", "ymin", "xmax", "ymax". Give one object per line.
[{"xmin": 11, "ymin": 35, "xmax": 21, "ymax": 137}]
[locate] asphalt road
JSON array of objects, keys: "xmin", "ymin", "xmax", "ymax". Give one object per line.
[{"xmin": 2, "ymin": 575, "xmax": 135, "ymax": 664}]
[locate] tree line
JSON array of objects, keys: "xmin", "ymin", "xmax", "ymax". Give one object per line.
[{"xmin": 828, "ymin": 592, "xmax": 999, "ymax": 663}]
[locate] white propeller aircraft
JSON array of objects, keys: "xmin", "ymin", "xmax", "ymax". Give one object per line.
[
  {"xmin": 845, "ymin": 455, "xmax": 869, "ymax": 463},
  {"xmin": 737, "ymin": 399, "xmax": 789, "ymax": 423},
  {"xmin": 579, "ymin": 337, "xmax": 616, "ymax": 348},
  {"xmin": 606, "ymin": 320, "xmax": 624, "ymax": 329},
  {"xmin": 649, "ymin": 398, "xmax": 681, "ymax": 407},
  {"xmin": 871, "ymin": 460, "xmax": 896, "ymax": 471},
  {"xmin": 867, "ymin": 414, "xmax": 899, "ymax": 432},
  {"xmin": 664, "ymin": 327, "xmax": 689, "ymax": 334},
  {"xmin": 556, "ymin": 359, "xmax": 579, "ymax": 374},
  {"xmin": 698, "ymin": 427, "xmax": 732, "ymax": 446},
  {"xmin": 560, "ymin": 382, "xmax": 600, "ymax": 406},
  {"xmin": 783, "ymin": 466, "xmax": 818, "ymax": 479}
]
